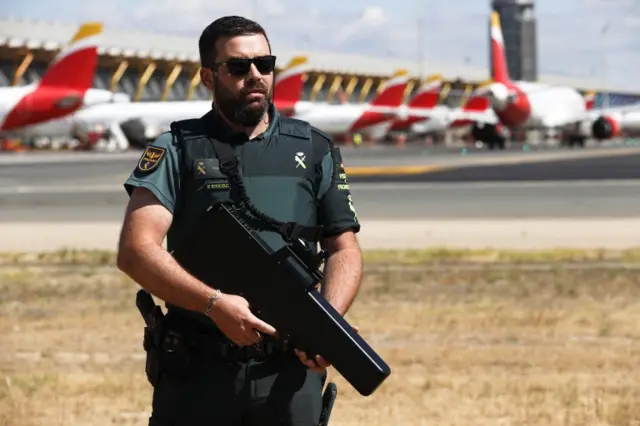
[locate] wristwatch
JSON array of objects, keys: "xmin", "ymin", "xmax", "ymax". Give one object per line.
[{"xmin": 205, "ymin": 289, "xmax": 222, "ymax": 316}]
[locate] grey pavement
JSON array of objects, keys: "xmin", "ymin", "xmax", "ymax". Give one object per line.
[{"xmin": 0, "ymin": 180, "xmax": 639, "ymax": 222}]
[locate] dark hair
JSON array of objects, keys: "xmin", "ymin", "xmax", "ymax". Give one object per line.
[{"xmin": 198, "ymin": 16, "xmax": 271, "ymax": 68}]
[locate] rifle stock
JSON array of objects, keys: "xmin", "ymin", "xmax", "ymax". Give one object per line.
[{"xmin": 171, "ymin": 203, "xmax": 391, "ymax": 396}]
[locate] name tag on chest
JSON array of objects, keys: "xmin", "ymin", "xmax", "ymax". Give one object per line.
[{"xmin": 193, "ymin": 158, "xmax": 229, "ymax": 191}]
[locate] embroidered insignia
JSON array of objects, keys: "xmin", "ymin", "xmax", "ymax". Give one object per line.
[
  {"xmin": 137, "ymin": 146, "xmax": 166, "ymax": 172},
  {"xmin": 196, "ymin": 161, "xmax": 207, "ymax": 175}
]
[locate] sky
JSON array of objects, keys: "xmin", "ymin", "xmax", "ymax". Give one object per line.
[{"xmin": 3, "ymin": 0, "xmax": 640, "ymax": 92}]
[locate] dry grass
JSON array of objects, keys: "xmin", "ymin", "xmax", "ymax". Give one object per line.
[
  {"xmin": 2, "ymin": 252, "xmax": 640, "ymax": 425},
  {"xmin": 3, "ymin": 246, "xmax": 640, "ymax": 267}
]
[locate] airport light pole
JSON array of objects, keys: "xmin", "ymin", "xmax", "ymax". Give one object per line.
[
  {"xmin": 596, "ymin": 0, "xmax": 630, "ymax": 108},
  {"xmin": 417, "ymin": 16, "xmax": 425, "ymax": 80},
  {"xmin": 416, "ymin": 0, "xmax": 426, "ymax": 80},
  {"xmin": 600, "ymin": 21, "xmax": 609, "ymax": 108}
]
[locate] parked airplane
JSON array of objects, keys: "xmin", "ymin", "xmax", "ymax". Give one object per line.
[
  {"xmin": 388, "ymin": 74, "xmax": 444, "ymax": 133},
  {"xmin": 273, "ymin": 55, "xmax": 310, "ymax": 117},
  {"xmin": 589, "ymin": 102, "xmax": 640, "ymax": 140},
  {"xmin": 293, "ymin": 69, "xmax": 410, "ymax": 139},
  {"xmin": 0, "ymin": 22, "xmax": 124, "ymax": 134},
  {"xmin": 10, "ymin": 55, "xmax": 310, "ymax": 150},
  {"xmin": 476, "ymin": 11, "xmax": 597, "ymax": 147},
  {"xmin": 396, "ymin": 79, "xmax": 501, "ymax": 139}
]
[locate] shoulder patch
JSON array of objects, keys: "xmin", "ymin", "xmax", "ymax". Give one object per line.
[{"xmin": 137, "ymin": 145, "xmax": 166, "ymax": 173}]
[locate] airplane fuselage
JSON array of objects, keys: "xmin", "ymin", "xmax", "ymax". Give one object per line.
[
  {"xmin": 10, "ymin": 100, "xmax": 211, "ymax": 140},
  {"xmin": 522, "ymin": 84, "xmax": 586, "ymax": 129},
  {"xmin": 488, "ymin": 81, "xmax": 586, "ymax": 130},
  {"xmin": 0, "ymin": 85, "xmax": 87, "ymax": 132},
  {"xmin": 406, "ymin": 106, "xmax": 457, "ymax": 134},
  {"xmin": 293, "ymin": 103, "xmax": 398, "ymax": 136},
  {"xmin": 293, "ymin": 103, "xmax": 368, "ymax": 135}
]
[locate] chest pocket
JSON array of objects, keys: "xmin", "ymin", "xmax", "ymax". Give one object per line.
[{"xmin": 191, "ymin": 158, "xmax": 231, "ymax": 205}]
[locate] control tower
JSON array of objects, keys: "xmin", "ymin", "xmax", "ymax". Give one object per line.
[{"xmin": 490, "ymin": 0, "xmax": 538, "ymax": 81}]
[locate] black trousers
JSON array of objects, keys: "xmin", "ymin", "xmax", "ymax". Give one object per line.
[{"xmin": 147, "ymin": 342, "xmax": 326, "ymax": 426}]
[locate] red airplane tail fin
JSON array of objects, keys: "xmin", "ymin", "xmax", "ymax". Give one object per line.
[
  {"xmin": 490, "ymin": 11, "xmax": 511, "ymax": 84},
  {"xmin": 463, "ymin": 80, "xmax": 493, "ymax": 112},
  {"xmin": 274, "ymin": 55, "xmax": 309, "ymax": 105},
  {"xmin": 408, "ymin": 74, "xmax": 443, "ymax": 109},
  {"xmin": 369, "ymin": 69, "xmax": 409, "ymax": 107},
  {"xmin": 38, "ymin": 22, "xmax": 103, "ymax": 93},
  {"xmin": 449, "ymin": 81, "xmax": 493, "ymax": 128},
  {"xmin": 348, "ymin": 70, "xmax": 409, "ymax": 133}
]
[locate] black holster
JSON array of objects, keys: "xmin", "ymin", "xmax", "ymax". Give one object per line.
[
  {"xmin": 318, "ymin": 382, "xmax": 338, "ymax": 426},
  {"xmin": 142, "ymin": 322, "xmax": 196, "ymax": 387},
  {"xmin": 137, "ymin": 290, "xmax": 194, "ymax": 387},
  {"xmin": 142, "ymin": 325, "xmax": 162, "ymax": 387}
]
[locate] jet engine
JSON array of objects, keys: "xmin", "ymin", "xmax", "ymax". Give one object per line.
[
  {"xmin": 120, "ymin": 118, "xmax": 149, "ymax": 149},
  {"xmin": 486, "ymin": 82, "xmax": 510, "ymax": 110},
  {"xmin": 591, "ymin": 115, "xmax": 620, "ymax": 140}
]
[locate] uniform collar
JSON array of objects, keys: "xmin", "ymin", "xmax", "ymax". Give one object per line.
[{"xmin": 205, "ymin": 102, "xmax": 279, "ymax": 143}]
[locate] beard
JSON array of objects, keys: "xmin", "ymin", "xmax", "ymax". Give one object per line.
[{"xmin": 213, "ymin": 78, "xmax": 273, "ymax": 127}]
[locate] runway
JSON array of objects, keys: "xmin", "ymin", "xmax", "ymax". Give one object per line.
[
  {"xmin": 1, "ymin": 180, "xmax": 640, "ymax": 222},
  {"xmin": 2, "ymin": 144, "xmax": 640, "ymax": 187}
]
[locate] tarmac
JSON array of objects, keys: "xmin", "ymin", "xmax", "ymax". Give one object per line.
[{"xmin": 1, "ymin": 144, "xmax": 639, "ymax": 252}]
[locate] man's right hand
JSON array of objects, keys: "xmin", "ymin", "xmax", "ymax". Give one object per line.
[{"xmin": 207, "ymin": 293, "xmax": 277, "ymax": 346}]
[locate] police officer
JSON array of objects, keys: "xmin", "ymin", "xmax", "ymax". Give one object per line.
[{"xmin": 116, "ymin": 15, "xmax": 363, "ymax": 426}]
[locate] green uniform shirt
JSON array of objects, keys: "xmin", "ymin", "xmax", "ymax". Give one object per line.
[{"xmin": 124, "ymin": 103, "xmax": 360, "ymax": 283}]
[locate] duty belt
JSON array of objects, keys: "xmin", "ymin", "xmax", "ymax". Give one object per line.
[
  {"xmin": 162, "ymin": 315, "xmax": 292, "ymax": 362},
  {"xmin": 204, "ymin": 337, "xmax": 293, "ymax": 361}
]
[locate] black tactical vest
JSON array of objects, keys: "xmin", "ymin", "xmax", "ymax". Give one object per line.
[{"xmin": 167, "ymin": 112, "xmax": 326, "ymax": 255}]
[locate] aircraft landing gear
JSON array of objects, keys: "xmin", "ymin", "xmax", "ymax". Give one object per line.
[
  {"xmin": 563, "ymin": 135, "xmax": 585, "ymax": 148},
  {"xmin": 471, "ymin": 123, "xmax": 506, "ymax": 150}
]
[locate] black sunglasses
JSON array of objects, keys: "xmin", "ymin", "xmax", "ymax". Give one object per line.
[{"xmin": 214, "ymin": 55, "xmax": 277, "ymax": 76}]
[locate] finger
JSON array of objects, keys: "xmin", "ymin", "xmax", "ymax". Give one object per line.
[
  {"xmin": 306, "ymin": 359, "xmax": 324, "ymax": 372},
  {"xmin": 295, "ymin": 350, "xmax": 324, "ymax": 371},
  {"xmin": 352, "ymin": 325, "xmax": 360, "ymax": 333},
  {"xmin": 315, "ymin": 355, "xmax": 330, "ymax": 368},
  {"xmin": 249, "ymin": 316, "xmax": 277, "ymax": 336},
  {"xmin": 233, "ymin": 336, "xmax": 253, "ymax": 347},
  {"xmin": 294, "ymin": 349, "xmax": 308, "ymax": 364},
  {"xmin": 243, "ymin": 329, "xmax": 262, "ymax": 345}
]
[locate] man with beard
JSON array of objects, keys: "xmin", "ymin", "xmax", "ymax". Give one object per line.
[{"xmin": 116, "ymin": 15, "xmax": 363, "ymax": 426}]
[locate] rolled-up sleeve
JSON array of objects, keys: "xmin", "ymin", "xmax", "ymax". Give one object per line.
[{"xmin": 123, "ymin": 132, "xmax": 181, "ymax": 214}]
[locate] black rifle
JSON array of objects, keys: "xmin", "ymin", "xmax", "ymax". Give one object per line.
[
  {"xmin": 171, "ymin": 202, "xmax": 391, "ymax": 396},
  {"xmin": 167, "ymin": 122, "xmax": 391, "ymax": 396}
]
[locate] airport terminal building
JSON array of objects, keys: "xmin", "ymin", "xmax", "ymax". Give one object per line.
[{"xmin": 1, "ymin": 17, "xmax": 640, "ymax": 110}]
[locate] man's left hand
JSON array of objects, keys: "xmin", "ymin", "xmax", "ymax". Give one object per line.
[{"xmin": 294, "ymin": 325, "xmax": 359, "ymax": 372}]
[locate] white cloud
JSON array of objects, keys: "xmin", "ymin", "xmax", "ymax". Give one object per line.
[
  {"xmin": 332, "ymin": 7, "xmax": 388, "ymax": 43},
  {"xmin": 262, "ymin": 0, "xmax": 287, "ymax": 17},
  {"xmin": 4, "ymin": 0, "xmax": 640, "ymax": 92},
  {"xmin": 623, "ymin": 16, "xmax": 640, "ymax": 28}
]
